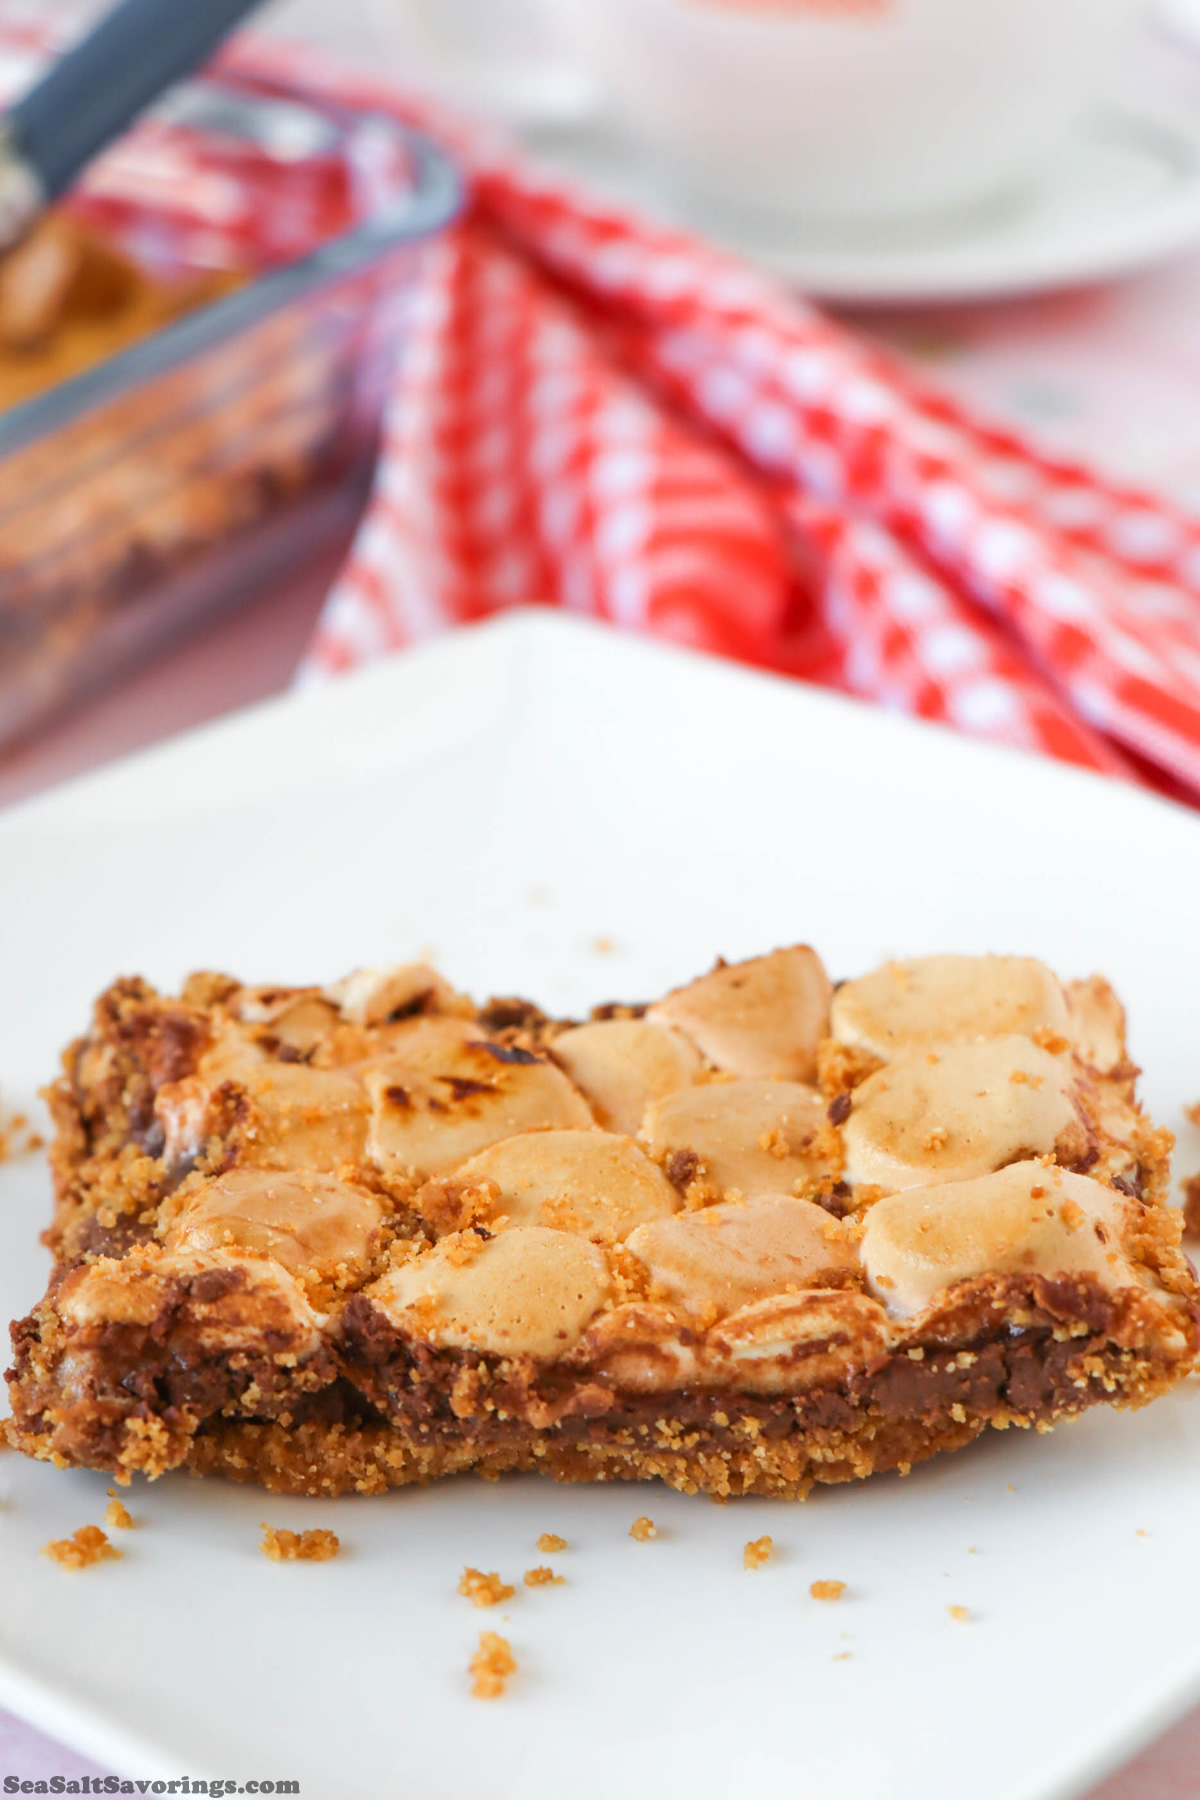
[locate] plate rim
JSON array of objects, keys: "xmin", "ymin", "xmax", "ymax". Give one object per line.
[
  {"xmin": 516, "ymin": 101, "xmax": 1200, "ymax": 305},
  {"xmin": 2, "ymin": 608, "xmax": 1195, "ymax": 843}
]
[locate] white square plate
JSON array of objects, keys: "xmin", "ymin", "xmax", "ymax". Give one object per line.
[{"xmin": 2, "ymin": 612, "xmax": 1200, "ymax": 1800}]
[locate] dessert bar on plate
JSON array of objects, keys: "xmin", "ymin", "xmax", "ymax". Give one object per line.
[{"xmin": 8, "ymin": 948, "xmax": 1197, "ymax": 1498}]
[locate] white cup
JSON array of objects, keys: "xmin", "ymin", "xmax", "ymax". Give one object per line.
[
  {"xmin": 532, "ymin": 0, "xmax": 1150, "ymax": 226},
  {"xmin": 370, "ymin": 0, "xmax": 600, "ymax": 125}
]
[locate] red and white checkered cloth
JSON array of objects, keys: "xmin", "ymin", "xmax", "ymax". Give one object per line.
[{"xmin": 73, "ymin": 20, "xmax": 1200, "ymax": 795}]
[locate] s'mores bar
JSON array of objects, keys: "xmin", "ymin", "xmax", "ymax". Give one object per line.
[{"xmin": 7, "ymin": 950, "xmax": 1197, "ymax": 1499}]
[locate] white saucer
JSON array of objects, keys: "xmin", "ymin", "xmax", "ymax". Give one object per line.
[{"xmin": 523, "ymin": 104, "xmax": 1200, "ymax": 305}]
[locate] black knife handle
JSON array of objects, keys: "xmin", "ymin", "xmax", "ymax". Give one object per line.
[{"xmin": 6, "ymin": 0, "xmax": 270, "ymax": 203}]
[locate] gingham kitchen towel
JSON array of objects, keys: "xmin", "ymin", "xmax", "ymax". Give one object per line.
[{"xmin": 138, "ymin": 30, "xmax": 1200, "ymax": 797}]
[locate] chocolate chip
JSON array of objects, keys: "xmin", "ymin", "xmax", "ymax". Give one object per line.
[
  {"xmin": 667, "ymin": 1149, "xmax": 701, "ymax": 1190},
  {"xmin": 828, "ymin": 1093, "xmax": 852, "ymax": 1126},
  {"xmin": 188, "ymin": 1268, "xmax": 247, "ymax": 1304}
]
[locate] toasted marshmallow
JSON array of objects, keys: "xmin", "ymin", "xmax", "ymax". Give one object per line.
[
  {"xmin": 648, "ymin": 946, "xmax": 832, "ymax": 1082},
  {"xmin": 156, "ymin": 1061, "xmax": 370, "ymax": 1176},
  {"xmin": 365, "ymin": 1027, "xmax": 594, "ymax": 1181},
  {"xmin": 626, "ymin": 1195, "xmax": 859, "ymax": 1320},
  {"xmin": 702, "ymin": 1290, "xmax": 891, "ymax": 1394},
  {"xmin": 57, "ymin": 1248, "xmax": 323, "ymax": 1356},
  {"xmin": 843, "ymin": 1036, "xmax": 1084, "ymax": 1193},
  {"xmin": 576, "ymin": 1303, "xmax": 701, "ymax": 1392},
  {"xmin": 368, "ymin": 1226, "xmax": 610, "ymax": 1357},
  {"xmin": 324, "ymin": 963, "xmax": 463, "ymax": 1027},
  {"xmin": 641, "ymin": 1079, "xmax": 834, "ymax": 1198},
  {"xmin": 552, "ymin": 1019, "xmax": 702, "ymax": 1135},
  {"xmin": 234, "ymin": 987, "xmax": 321, "ymax": 1026},
  {"xmin": 860, "ymin": 1161, "xmax": 1136, "ymax": 1317},
  {"xmin": 1066, "ymin": 976, "xmax": 1128, "ymax": 1074},
  {"xmin": 160, "ymin": 1168, "xmax": 385, "ymax": 1285},
  {"xmin": 443, "ymin": 1129, "xmax": 678, "ymax": 1242},
  {"xmin": 832, "ymin": 956, "xmax": 1070, "ymax": 1060}
]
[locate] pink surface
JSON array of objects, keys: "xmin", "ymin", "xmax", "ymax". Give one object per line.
[{"xmin": 4, "ymin": 7, "xmax": 1200, "ymax": 1795}]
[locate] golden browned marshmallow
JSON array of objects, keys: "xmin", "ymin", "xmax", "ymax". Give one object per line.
[
  {"xmin": 860, "ymin": 1161, "xmax": 1137, "ymax": 1317},
  {"xmin": 234, "ymin": 986, "xmax": 322, "ymax": 1026},
  {"xmin": 443, "ymin": 1130, "xmax": 678, "ymax": 1242},
  {"xmin": 1066, "ymin": 976, "xmax": 1129, "ymax": 1074},
  {"xmin": 551, "ymin": 1020, "xmax": 702, "ymax": 1135},
  {"xmin": 57, "ymin": 1248, "xmax": 323, "ymax": 1356},
  {"xmin": 324, "ymin": 964, "xmax": 464, "ymax": 1027},
  {"xmin": 648, "ymin": 946, "xmax": 832, "ymax": 1082},
  {"xmin": 237, "ymin": 1063, "xmax": 371, "ymax": 1171},
  {"xmin": 368, "ymin": 1227, "xmax": 610, "ymax": 1357},
  {"xmin": 365, "ymin": 1030, "xmax": 593, "ymax": 1181},
  {"xmin": 155, "ymin": 1076, "xmax": 220, "ymax": 1173},
  {"xmin": 576, "ymin": 1303, "xmax": 702, "ymax": 1392},
  {"xmin": 55, "ymin": 1250, "xmax": 170, "ymax": 1330},
  {"xmin": 263, "ymin": 997, "xmax": 341, "ymax": 1059},
  {"xmin": 155, "ymin": 1061, "xmax": 369, "ymax": 1175},
  {"xmin": 702, "ymin": 1290, "xmax": 891, "ymax": 1394},
  {"xmin": 641, "ymin": 1079, "xmax": 835, "ymax": 1198},
  {"xmin": 626, "ymin": 1195, "xmax": 859, "ymax": 1320},
  {"xmin": 160, "ymin": 1168, "xmax": 386, "ymax": 1285},
  {"xmin": 842, "ymin": 1036, "xmax": 1085, "ymax": 1193},
  {"xmin": 832, "ymin": 956, "xmax": 1071, "ymax": 1060}
]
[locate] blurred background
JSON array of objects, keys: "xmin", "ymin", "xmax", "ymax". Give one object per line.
[{"xmin": 2, "ymin": 0, "xmax": 1200, "ymax": 810}]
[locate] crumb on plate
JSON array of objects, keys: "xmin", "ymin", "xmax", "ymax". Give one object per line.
[
  {"xmin": 537, "ymin": 1533, "xmax": 567, "ymax": 1553},
  {"xmin": 260, "ymin": 1525, "xmax": 339, "ymax": 1562},
  {"xmin": 524, "ymin": 1566, "xmax": 564, "ymax": 1588},
  {"xmin": 470, "ymin": 1631, "xmax": 516, "ymax": 1699},
  {"xmin": 459, "ymin": 1566, "xmax": 515, "ymax": 1607},
  {"xmin": 810, "ymin": 1580, "xmax": 846, "ymax": 1603},
  {"xmin": 43, "ymin": 1525, "xmax": 120, "ymax": 1570},
  {"xmin": 103, "ymin": 1497, "xmax": 135, "ymax": 1531},
  {"xmin": 948, "ymin": 1605, "xmax": 970, "ymax": 1623},
  {"xmin": 0, "ymin": 1101, "xmax": 44, "ymax": 1164},
  {"xmin": 744, "ymin": 1535, "xmax": 774, "ymax": 1570},
  {"xmin": 629, "ymin": 1516, "xmax": 657, "ymax": 1542}
]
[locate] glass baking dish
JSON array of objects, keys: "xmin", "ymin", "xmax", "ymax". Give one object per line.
[{"xmin": 0, "ymin": 65, "xmax": 461, "ymax": 752}]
